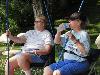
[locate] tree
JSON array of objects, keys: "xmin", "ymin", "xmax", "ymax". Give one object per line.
[{"xmin": 32, "ymin": 0, "xmax": 43, "ymax": 18}]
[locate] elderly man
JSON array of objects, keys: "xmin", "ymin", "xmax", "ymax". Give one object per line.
[{"xmin": 5, "ymin": 15, "xmax": 54, "ymax": 75}]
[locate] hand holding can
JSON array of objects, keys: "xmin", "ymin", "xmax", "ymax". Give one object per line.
[{"xmin": 57, "ymin": 23, "xmax": 70, "ymax": 32}]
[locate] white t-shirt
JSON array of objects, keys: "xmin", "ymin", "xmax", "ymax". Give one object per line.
[
  {"xmin": 61, "ymin": 30, "xmax": 90, "ymax": 62},
  {"xmin": 21, "ymin": 30, "xmax": 53, "ymax": 51}
]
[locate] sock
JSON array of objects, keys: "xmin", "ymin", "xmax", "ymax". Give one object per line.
[{"xmin": 24, "ymin": 69, "xmax": 32, "ymax": 75}]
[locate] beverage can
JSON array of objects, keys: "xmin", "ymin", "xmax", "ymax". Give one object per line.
[{"xmin": 63, "ymin": 23, "xmax": 69, "ymax": 29}]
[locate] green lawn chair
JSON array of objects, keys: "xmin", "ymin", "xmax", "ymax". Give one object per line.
[
  {"xmin": 77, "ymin": 48, "xmax": 100, "ymax": 75},
  {"xmin": 87, "ymin": 48, "xmax": 100, "ymax": 75},
  {"xmin": 16, "ymin": 46, "xmax": 55, "ymax": 75},
  {"xmin": 29, "ymin": 46, "xmax": 55, "ymax": 75}
]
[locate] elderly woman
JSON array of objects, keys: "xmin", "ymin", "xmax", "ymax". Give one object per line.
[
  {"xmin": 5, "ymin": 15, "xmax": 53, "ymax": 75},
  {"xmin": 43, "ymin": 12, "xmax": 90, "ymax": 75}
]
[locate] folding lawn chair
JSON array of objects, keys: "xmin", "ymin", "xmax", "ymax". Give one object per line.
[
  {"xmin": 16, "ymin": 46, "xmax": 55, "ymax": 75},
  {"xmin": 0, "ymin": 33, "xmax": 55, "ymax": 75},
  {"xmin": 30, "ymin": 47, "xmax": 55, "ymax": 75},
  {"xmin": 86, "ymin": 48, "xmax": 100, "ymax": 75},
  {"xmin": 77, "ymin": 48, "xmax": 100, "ymax": 75}
]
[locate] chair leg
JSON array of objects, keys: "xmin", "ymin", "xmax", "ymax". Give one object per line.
[{"xmin": 88, "ymin": 62, "xmax": 97, "ymax": 75}]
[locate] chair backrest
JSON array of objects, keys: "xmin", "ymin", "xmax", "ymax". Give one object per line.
[
  {"xmin": 86, "ymin": 48, "xmax": 100, "ymax": 64},
  {"xmin": 48, "ymin": 46, "xmax": 55, "ymax": 64}
]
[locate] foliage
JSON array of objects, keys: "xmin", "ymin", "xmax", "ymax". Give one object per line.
[
  {"xmin": 0, "ymin": 0, "xmax": 34, "ymax": 35},
  {"xmin": 86, "ymin": 23, "xmax": 100, "ymax": 34},
  {"xmin": 12, "ymin": 0, "xmax": 34, "ymax": 32},
  {"xmin": 0, "ymin": 0, "xmax": 19, "ymax": 35},
  {"xmin": 54, "ymin": 19, "xmax": 68, "ymax": 26}
]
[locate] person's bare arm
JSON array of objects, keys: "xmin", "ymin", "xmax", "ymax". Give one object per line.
[
  {"xmin": 54, "ymin": 24, "xmax": 65, "ymax": 44},
  {"xmin": 30, "ymin": 44, "xmax": 52, "ymax": 55},
  {"xmin": 9, "ymin": 35, "xmax": 26, "ymax": 43},
  {"xmin": 54, "ymin": 32, "xmax": 62, "ymax": 44},
  {"xmin": 67, "ymin": 32, "xmax": 87, "ymax": 55},
  {"xmin": 7, "ymin": 31, "xmax": 26, "ymax": 43}
]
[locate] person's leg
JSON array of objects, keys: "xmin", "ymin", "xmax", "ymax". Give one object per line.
[
  {"xmin": 43, "ymin": 66, "xmax": 53, "ymax": 75},
  {"xmin": 57, "ymin": 60, "xmax": 89, "ymax": 75},
  {"xmin": 43, "ymin": 60, "xmax": 66, "ymax": 75},
  {"xmin": 5, "ymin": 55, "xmax": 19, "ymax": 75},
  {"xmin": 53, "ymin": 70, "xmax": 61, "ymax": 75},
  {"xmin": 17, "ymin": 52, "xmax": 47, "ymax": 75},
  {"xmin": 69, "ymin": 60, "xmax": 89, "ymax": 74},
  {"xmin": 44, "ymin": 60, "xmax": 89, "ymax": 75},
  {"xmin": 5, "ymin": 52, "xmax": 41, "ymax": 75},
  {"xmin": 16, "ymin": 53, "xmax": 32, "ymax": 75}
]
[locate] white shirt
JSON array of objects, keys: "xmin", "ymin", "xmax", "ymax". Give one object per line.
[
  {"xmin": 21, "ymin": 30, "xmax": 53, "ymax": 51},
  {"xmin": 61, "ymin": 30, "xmax": 90, "ymax": 62}
]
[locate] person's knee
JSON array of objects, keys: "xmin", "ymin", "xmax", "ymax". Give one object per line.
[
  {"xmin": 17, "ymin": 53, "xmax": 28, "ymax": 61},
  {"xmin": 44, "ymin": 66, "xmax": 53, "ymax": 75},
  {"xmin": 44, "ymin": 66, "xmax": 50, "ymax": 72},
  {"xmin": 44, "ymin": 66, "xmax": 52, "ymax": 72},
  {"xmin": 53, "ymin": 70, "xmax": 61, "ymax": 75}
]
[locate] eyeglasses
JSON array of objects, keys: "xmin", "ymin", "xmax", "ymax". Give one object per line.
[
  {"xmin": 34, "ymin": 20, "xmax": 44, "ymax": 23},
  {"xmin": 69, "ymin": 19, "xmax": 80, "ymax": 22}
]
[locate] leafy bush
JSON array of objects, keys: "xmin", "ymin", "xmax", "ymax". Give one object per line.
[
  {"xmin": 0, "ymin": 1, "xmax": 19, "ymax": 35},
  {"xmin": 54, "ymin": 19, "xmax": 68, "ymax": 26},
  {"xmin": 0, "ymin": 0, "xmax": 34, "ymax": 35}
]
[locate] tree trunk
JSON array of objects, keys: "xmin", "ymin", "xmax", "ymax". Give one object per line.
[{"xmin": 32, "ymin": 0, "xmax": 43, "ymax": 18}]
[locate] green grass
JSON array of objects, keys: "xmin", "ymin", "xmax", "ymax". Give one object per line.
[{"xmin": 0, "ymin": 44, "xmax": 22, "ymax": 75}]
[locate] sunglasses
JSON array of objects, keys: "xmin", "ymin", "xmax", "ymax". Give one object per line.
[{"xmin": 69, "ymin": 19, "xmax": 80, "ymax": 22}]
